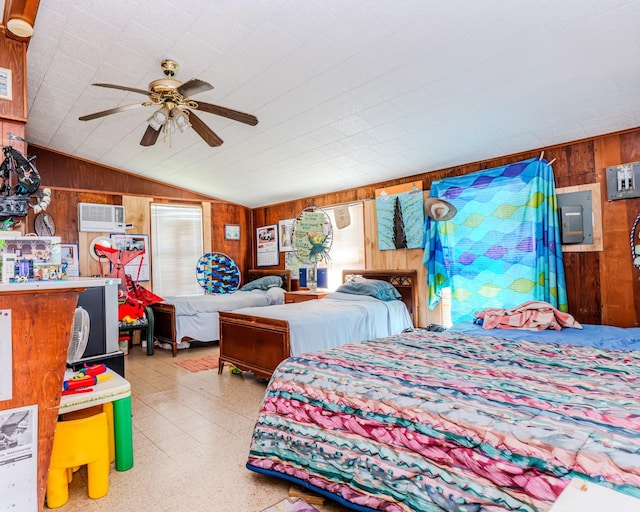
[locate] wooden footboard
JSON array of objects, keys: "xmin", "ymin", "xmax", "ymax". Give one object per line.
[
  {"xmin": 218, "ymin": 311, "xmax": 290, "ymax": 379},
  {"xmin": 150, "ymin": 268, "xmax": 292, "ymax": 358},
  {"xmin": 218, "ymin": 269, "xmax": 418, "ymax": 378},
  {"xmin": 149, "ymin": 302, "xmax": 179, "ymax": 357}
]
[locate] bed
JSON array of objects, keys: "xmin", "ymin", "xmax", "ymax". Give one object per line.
[
  {"xmin": 218, "ymin": 270, "xmax": 418, "ymax": 378},
  {"xmin": 151, "ymin": 269, "xmax": 291, "ymax": 356},
  {"xmin": 247, "ymin": 325, "xmax": 640, "ymax": 511}
]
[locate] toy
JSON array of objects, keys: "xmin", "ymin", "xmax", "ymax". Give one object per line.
[
  {"xmin": 94, "ymin": 243, "xmax": 163, "ymax": 322},
  {"xmin": 62, "ymin": 364, "xmax": 111, "ymax": 391}
]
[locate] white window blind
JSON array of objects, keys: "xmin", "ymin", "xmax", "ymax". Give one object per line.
[
  {"xmin": 150, "ymin": 204, "xmax": 203, "ymax": 297},
  {"xmin": 441, "ymin": 287, "xmax": 452, "ymax": 327},
  {"xmin": 324, "ymin": 202, "xmax": 365, "ymax": 290}
]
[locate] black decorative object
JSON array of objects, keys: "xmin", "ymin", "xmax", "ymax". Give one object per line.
[
  {"xmin": 0, "ymin": 136, "xmax": 42, "ymax": 218},
  {"xmin": 392, "ymin": 196, "xmax": 407, "ymax": 249}
]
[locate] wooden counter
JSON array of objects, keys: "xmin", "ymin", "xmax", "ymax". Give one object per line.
[{"xmin": 0, "ymin": 277, "xmax": 116, "ymax": 511}]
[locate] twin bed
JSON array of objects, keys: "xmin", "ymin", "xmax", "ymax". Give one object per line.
[
  {"xmin": 151, "ymin": 269, "xmax": 291, "ymax": 356},
  {"xmin": 247, "ymin": 322, "xmax": 640, "ymax": 511},
  {"xmin": 218, "ymin": 270, "xmax": 418, "ymax": 378}
]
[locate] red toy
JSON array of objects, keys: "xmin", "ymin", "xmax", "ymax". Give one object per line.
[{"xmin": 94, "ymin": 242, "xmax": 163, "ymax": 322}]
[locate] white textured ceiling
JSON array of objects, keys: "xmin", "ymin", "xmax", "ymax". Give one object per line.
[{"xmin": 25, "ymin": 0, "xmax": 640, "ymax": 208}]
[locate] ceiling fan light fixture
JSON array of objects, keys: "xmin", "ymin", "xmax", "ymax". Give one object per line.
[
  {"xmin": 147, "ymin": 115, "xmax": 163, "ymax": 131},
  {"xmin": 171, "ymin": 108, "xmax": 191, "ymax": 133},
  {"xmin": 154, "ymin": 105, "xmax": 170, "ymax": 122},
  {"xmin": 148, "ymin": 105, "xmax": 170, "ymax": 130},
  {"xmin": 176, "ymin": 120, "xmax": 190, "ymax": 134}
]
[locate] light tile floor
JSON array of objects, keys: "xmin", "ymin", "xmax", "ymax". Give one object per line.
[{"xmin": 51, "ymin": 343, "xmax": 351, "ymax": 512}]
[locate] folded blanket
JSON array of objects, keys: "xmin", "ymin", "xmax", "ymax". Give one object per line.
[{"xmin": 475, "ymin": 301, "xmax": 582, "ymax": 331}]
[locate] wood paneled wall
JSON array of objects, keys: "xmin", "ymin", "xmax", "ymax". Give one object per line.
[
  {"xmin": 25, "ymin": 146, "xmax": 253, "ymax": 281},
  {"xmin": 13, "ymin": 129, "xmax": 640, "ymax": 328},
  {"xmin": 254, "ymin": 129, "xmax": 640, "ymax": 328},
  {"xmin": 0, "ymin": 32, "xmax": 27, "ymax": 123}
]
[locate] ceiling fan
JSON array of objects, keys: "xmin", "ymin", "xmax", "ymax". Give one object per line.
[{"xmin": 78, "ymin": 59, "xmax": 258, "ymax": 147}]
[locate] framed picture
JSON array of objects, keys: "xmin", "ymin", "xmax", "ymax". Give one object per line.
[
  {"xmin": 225, "ymin": 224, "xmax": 240, "ymax": 240},
  {"xmin": 278, "ymin": 218, "xmax": 295, "ymax": 252},
  {"xmin": 109, "ymin": 234, "xmax": 150, "ymax": 282},
  {"xmin": 0, "ymin": 68, "xmax": 12, "ymax": 101},
  {"xmin": 60, "ymin": 243, "xmax": 79, "ymax": 277}
]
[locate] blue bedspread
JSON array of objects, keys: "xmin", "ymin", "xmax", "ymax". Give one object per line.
[{"xmin": 450, "ymin": 321, "xmax": 640, "ymax": 350}]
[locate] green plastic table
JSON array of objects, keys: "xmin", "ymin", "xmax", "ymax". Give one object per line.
[{"xmin": 59, "ymin": 368, "xmax": 133, "ymax": 471}]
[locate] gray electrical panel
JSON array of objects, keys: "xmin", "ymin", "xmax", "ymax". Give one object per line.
[
  {"xmin": 557, "ymin": 190, "xmax": 593, "ymax": 245},
  {"xmin": 560, "ymin": 205, "xmax": 584, "ymax": 244}
]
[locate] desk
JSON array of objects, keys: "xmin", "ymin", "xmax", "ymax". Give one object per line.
[{"xmin": 59, "ymin": 369, "xmax": 133, "ymax": 471}]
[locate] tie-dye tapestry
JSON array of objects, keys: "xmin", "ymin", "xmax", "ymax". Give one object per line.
[{"xmin": 423, "ymin": 158, "xmax": 567, "ymax": 323}]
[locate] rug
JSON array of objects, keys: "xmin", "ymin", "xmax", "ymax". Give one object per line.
[
  {"xmin": 261, "ymin": 497, "xmax": 318, "ymax": 512},
  {"xmin": 174, "ymin": 354, "xmax": 219, "ymax": 372}
]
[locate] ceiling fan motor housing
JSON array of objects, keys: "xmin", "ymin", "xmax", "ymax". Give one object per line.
[{"xmin": 148, "ymin": 77, "xmax": 182, "ymax": 98}]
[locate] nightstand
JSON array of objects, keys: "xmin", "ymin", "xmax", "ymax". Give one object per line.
[{"xmin": 284, "ymin": 290, "xmax": 330, "ymax": 303}]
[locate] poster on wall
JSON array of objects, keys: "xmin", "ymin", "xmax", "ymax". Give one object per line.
[
  {"xmin": 109, "ymin": 234, "xmax": 150, "ymax": 281},
  {"xmin": 256, "ymin": 225, "xmax": 279, "ymax": 266},
  {"xmin": 285, "ymin": 252, "xmax": 304, "ymax": 277},
  {"xmin": 60, "ymin": 243, "xmax": 79, "ymax": 277},
  {"xmin": 0, "ymin": 404, "xmax": 38, "ymax": 512},
  {"xmin": 278, "ymin": 219, "xmax": 295, "ymax": 252},
  {"xmin": 375, "ymin": 181, "xmax": 425, "ymax": 250}
]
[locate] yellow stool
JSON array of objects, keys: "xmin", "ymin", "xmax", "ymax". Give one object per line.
[
  {"xmin": 46, "ymin": 411, "xmax": 110, "ymax": 508},
  {"xmin": 60, "ymin": 403, "xmax": 115, "ymax": 462}
]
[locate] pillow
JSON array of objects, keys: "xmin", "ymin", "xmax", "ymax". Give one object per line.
[
  {"xmin": 336, "ymin": 278, "xmax": 402, "ymax": 301},
  {"xmin": 240, "ymin": 275, "xmax": 283, "ymax": 291},
  {"xmin": 265, "ymin": 286, "xmax": 285, "ymax": 305}
]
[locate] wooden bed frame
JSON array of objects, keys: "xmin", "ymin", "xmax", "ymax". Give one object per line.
[
  {"xmin": 151, "ymin": 268, "xmax": 291, "ymax": 356},
  {"xmin": 218, "ymin": 269, "xmax": 418, "ymax": 378}
]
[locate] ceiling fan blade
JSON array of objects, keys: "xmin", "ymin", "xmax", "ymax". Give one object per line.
[
  {"xmin": 79, "ymin": 102, "xmax": 145, "ymax": 121},
  {"xmin": 140, "ymin": 125, "xmax": 161, "ymax": 146},
  {"xmin": 92, "ymin": 83, "xmax": 152, "ymax": 96},
  {"xmin": 193, "ymin": 101, "xmax": 258, "ymax": 126},
  {"xmin": 185, "ymin": 110, "xmax": 223, "ymax": 147},
  {"xmin": 177, "ymin": 78, "xmax": 213, "ymax": 98}
]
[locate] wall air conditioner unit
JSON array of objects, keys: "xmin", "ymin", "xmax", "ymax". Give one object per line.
[{"xmin": 78, "ymin": 203, "xmax": 126, "ymax": 233}]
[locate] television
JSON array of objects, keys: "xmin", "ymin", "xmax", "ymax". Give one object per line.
[{"xmin": 74, "ymin": 280, "xmax": 123, "ymax": 375}]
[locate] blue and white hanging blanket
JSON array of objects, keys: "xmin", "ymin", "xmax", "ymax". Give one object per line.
[{"xmin": 424, "ymin": 158, "xmax": 568, "ymax": 323}]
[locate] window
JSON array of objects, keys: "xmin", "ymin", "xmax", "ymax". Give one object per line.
[
  {"xmin": 324, "ymin": 202, "xmax": 365, "ymax": 290},
  {"xmin": 150, "ymin": 204, "xmax": 203, "ymax": 297},
  {"xmin": 440, "ymin": 287, "xmax": 452, "ymax": 327}
]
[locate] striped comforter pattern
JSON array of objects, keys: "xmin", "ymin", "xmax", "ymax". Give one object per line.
[{"xmin": 247, "ymin": 330, "xmax": 640, "ymax": 511}]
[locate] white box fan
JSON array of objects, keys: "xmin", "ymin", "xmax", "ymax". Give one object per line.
[{"xmin": 67, "ymin": 307, "xmax": 90, "ymax": 365}]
